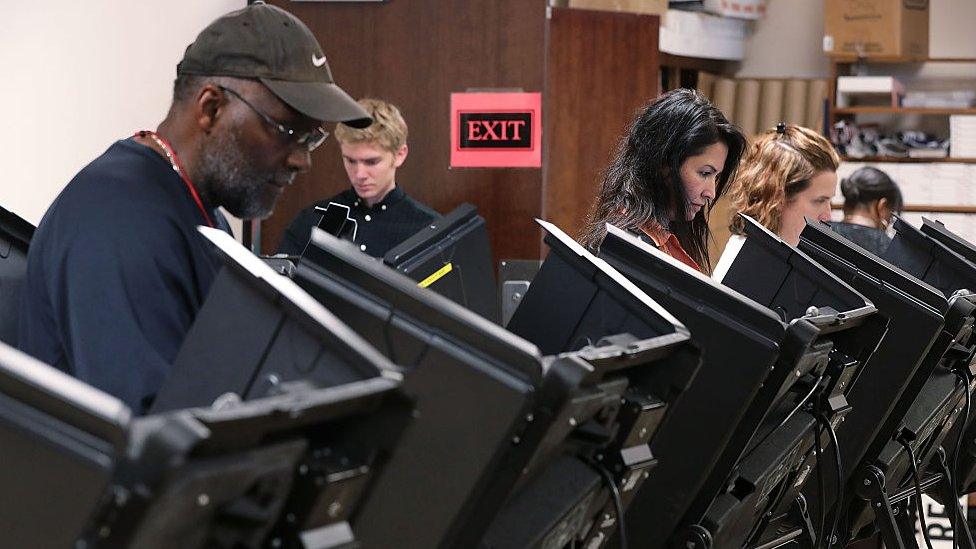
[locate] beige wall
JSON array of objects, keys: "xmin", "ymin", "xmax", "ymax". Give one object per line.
[
  {"xmin": 930, "ymin": 0, "xmax": 976, "ymax": 59},
  {"xmin": 736, "ymin": 0, "xmax": 976, "ymax": 79},
  {"xmin": 735, "ymin": 0, "xmax": 832, "ymax": 79},
  {"xmin": 1, "ymin": 1, "xmax": 243, "ymax": 236}
]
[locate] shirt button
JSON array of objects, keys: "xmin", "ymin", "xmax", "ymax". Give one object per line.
[
  {"xmin": 381, "ymin": 205, "xmax": 387, "ymax": 211},
  {"xmin": 364, "ymin": 215, "xmax": 372, "ymax": 222},
  {"xmin": 360, "ymin": 244, "xmax": 367, "ymax": 252}
]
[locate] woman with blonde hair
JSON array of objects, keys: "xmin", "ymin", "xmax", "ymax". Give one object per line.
[{"xmin": 714, "ymin": 123, "xmax": 841, "ymax": 279}]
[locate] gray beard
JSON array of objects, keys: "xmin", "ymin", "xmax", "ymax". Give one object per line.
[{"xmin": 197, "ymin": 128, "xmax": 281, "ymax": 220}]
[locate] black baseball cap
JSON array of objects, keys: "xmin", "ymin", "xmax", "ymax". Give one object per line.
[{"xmin": 177, "ymin": 1, "xmax": 372, "ymax": 128}]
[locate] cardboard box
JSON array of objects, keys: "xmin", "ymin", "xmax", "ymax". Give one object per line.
[
  {"xmin": 824, "ymin": 0, "xmax": 929, "ymax": 58},
  {"xmin": 557, "ymin": 0, "xmax": 668, "ymax": 16}
]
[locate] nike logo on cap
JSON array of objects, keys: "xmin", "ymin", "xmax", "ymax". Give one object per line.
[{"xmin": 312, "ymin": 54, "xmax": 327, "ymax": 67}]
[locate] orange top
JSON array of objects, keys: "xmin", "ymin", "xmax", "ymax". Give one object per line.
[{"xmin": 640, "ymin": 224, "xmax": 704, "ymax": 274}]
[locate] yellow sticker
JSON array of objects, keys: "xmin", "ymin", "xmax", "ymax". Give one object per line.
[{"xmin": 418, "ymin": 263, "xmax": 453, "ymax": 288}]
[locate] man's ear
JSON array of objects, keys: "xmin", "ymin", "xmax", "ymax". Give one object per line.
[
  {"xmin": 393, "ymin": 143, "xmax": 408, "ymax": 168},
  {"xmin": 194, "ymin": 84, "xmax": 225, "ymax": 134}
]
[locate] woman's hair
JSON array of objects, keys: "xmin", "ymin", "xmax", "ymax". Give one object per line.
[
  {"xmin": 840, "ymin": 166, "xmax": 903, "ymax": 213},
  {"xmin": 578, "ymin": 88, "xmax": 746, "ymax": 271},
  {"xmin": 726, "ymin": 124, "xmax": 840, "ymax": 235}
]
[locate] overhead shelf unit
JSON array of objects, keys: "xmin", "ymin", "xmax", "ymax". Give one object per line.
[{"xmin": 829, "ymin": 56, "xmax": 976, "ymax": 216}]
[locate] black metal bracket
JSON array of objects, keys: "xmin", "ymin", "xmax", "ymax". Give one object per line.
[{"xmin": 856, "ymin": 465, "xmax": 907, "ymax": 549}]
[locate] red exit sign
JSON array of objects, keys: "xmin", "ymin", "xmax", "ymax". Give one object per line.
[
  {"xmin": 460, "ymin": 113, "xmax": 531, "ymax": 148},
  {"xmin": 450, "ymin": 92, "xmax": 541, "ymax": 168}
]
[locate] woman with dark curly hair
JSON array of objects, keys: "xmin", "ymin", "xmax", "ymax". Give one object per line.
[{"xmin": 579, "ymin": 88, "xmax": 746, "ymax": 274}]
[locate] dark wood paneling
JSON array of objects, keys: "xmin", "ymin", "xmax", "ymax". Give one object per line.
[
  {"xmin": 659, "ymin": 52, "xmax": 728, "ymax": 74},
  {"xmin": 543, "ymin": 9, "xmax": 660, "ymax": 242},
  {"xmin": 264, "ymin": 0, "xmax": 548, "ymax": 265}
]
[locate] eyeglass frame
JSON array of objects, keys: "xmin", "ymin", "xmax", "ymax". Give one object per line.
[{"xmin": 217, "ymin": 85, "xmax": 330, "ymax": 152}]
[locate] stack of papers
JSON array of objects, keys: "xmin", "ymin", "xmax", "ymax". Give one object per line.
[
  {"xmin": 951, "ymin": 115, "xmax": 976, "ymax": 159},
  {"xmin": 904, "ymin": 90, "xmax": 976, "ymax": 109}
]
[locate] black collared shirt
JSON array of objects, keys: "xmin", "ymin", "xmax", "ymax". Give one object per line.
[{"xmin": 278, "ymin": 186, "xmax": 439, "ymax": 258}]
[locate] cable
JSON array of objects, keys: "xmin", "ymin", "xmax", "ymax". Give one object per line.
[
  {"xmin": 813, "ymin": 419, "xmax": 828, "ymax": 548},
  {"xmin": 587, "ymin": 459, "xmax": 628, "ymax": 549},
  {"xmin": 936, "ymin": 448, "xmax": 963, "ymax": 549},
  {"xmin": 899, "ymin": 437, "xmax": 936, "ymax": 549},
  {"xmin": 950, "ymin": 366, "xmax": 973, "ymax": 549},
  {"xmin": 750, "ymin": 373, "xmax": 826, "ymax": 460},
  {"xmin": 826, "ymin": 418, "xmax": 844, "ymax": 549},
  {"xmin": 816, "ymin": 413, "xmax": 844, "ymax": 548},
  {"xmin": 782, "ymin": 373, "xmax": 826, "ymax": 431},
  {"xmin": 951, "ymin": 368, "xmax": 972, "ymax": 549},
  {"xmin": 952, "ymin": 369, "xmax": 972, "ymax": 495}
]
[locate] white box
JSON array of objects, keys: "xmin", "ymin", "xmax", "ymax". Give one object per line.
[
  {"xmin": 662, "ymin": 8, "xmax": 748, "ymax": 37},
  {"xmin": 908, "ymin": 148, "xmax": 948, "ymax": 159},
  {"xmin": 836, "ymin": 76, "xmax": 904, "ymax": 108},
  {"xmin": 660, "ymin": 10, "xmax": 748, "ymax": 60},
  {"xmin": 837, "ymin": 76, "xmax": 903, "ymax": 93},
  {"xmin": 702, "ymin": 0, "xmax": 766, "ymax": 20}
]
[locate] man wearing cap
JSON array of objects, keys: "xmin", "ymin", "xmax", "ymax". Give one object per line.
[
  {"xmin": 277, "ymin": 98, "xmax": 439, "ymax": 258},
  {"xmin": 18, "ymin": 2, "xmax": 369, "ymax": 413}
]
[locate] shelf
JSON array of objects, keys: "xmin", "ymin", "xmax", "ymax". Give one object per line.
[
  {"xmin": 840, "ymin": 156, "xmax": 976, "ymax": 164},
  {"xmin": 902, "ymin": 205, "xmax": 976, "ymax": 213},
  {"xmin": 830, "ymin": 56, "xmax": 976, "ymax": 64},
  {"xmin": 833, "ymin": 107, "xmax": 976, "ymax": 116},
  {"xmin": 827, "ymin": 56, "xmax": 976, "ymax": 179},
  {"xmin": 832, "ymin": 203, "xmax": 976, "ymax": 214}
]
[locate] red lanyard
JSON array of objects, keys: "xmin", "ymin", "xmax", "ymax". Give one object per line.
[{"xmin": 135, "ymin": 131, "xmax": 215, "ymax": 228}]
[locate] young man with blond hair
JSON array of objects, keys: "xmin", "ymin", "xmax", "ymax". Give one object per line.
[{"xmin": 278, "ymin": 98, "xmax": 438, "ymax": 257}]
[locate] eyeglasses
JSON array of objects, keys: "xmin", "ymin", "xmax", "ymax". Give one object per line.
[{"xmin": 218, "ymin": 85, "xmax": 330, "ymax": 152}]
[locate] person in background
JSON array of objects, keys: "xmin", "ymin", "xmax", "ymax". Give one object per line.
[
  {"xmin": 578, "ymin": 88, "xmax": 746, "ymax": 274},
  {"xmin": 18, "ymin": 2, "xmax": 370, "ymax": 413},
  {"xmin": 833, "ymin": 166, "xmax": 903, "ymax": 255},
  {"xmin": 714, "ymin": 123, "xmax": 841, "ymax": 280},
  {"xmin": 278, "ymin": 98, "xmax": 439, "ymax": 258}
]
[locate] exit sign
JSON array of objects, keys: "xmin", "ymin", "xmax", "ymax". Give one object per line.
[{"xmin": 450, "ymin": 92, "xmax": 542, "ymax": 168}]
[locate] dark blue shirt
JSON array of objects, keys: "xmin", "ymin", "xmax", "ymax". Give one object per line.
[
  {"xmin": 18, "ymin": 138, "xmax": 229, "ymax": 413},
  {"xmin": 277, "ymin": 186, "xmax": 438, "ymax": 258},
  {"xmin": 829, "ymin": 221, "xmax": 892, "ymax": 257}
]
